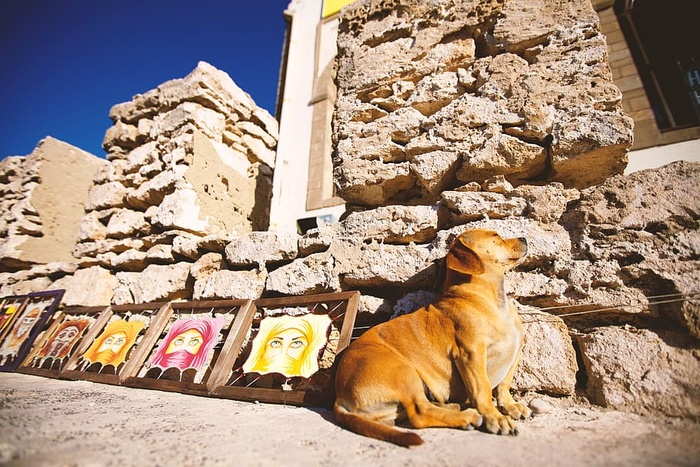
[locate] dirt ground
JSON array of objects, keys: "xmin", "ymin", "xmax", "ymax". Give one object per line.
[{"xmin": 1, "ymin": 372, "xmax": 698, "ymax": 467}]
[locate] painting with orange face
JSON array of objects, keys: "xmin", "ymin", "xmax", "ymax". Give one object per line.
[
  {"xmin": 80, "ymin": 319, "xmax": 145, "ymax": 370},
  {"xmin": 36, "ymin": 319, "xmax": 90, "ymax": 363},
  {"xmin": 150, "ymin": 317, "xmax": 226, "ymax": 372},
  {"xmin": 242, "ymin": 313, "xmax": 332, "ymax": 378}
]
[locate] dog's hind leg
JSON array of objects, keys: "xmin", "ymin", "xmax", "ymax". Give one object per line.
[{"xmin": 403, "ymin": 395, "xmax": 482, "ymax": 431}]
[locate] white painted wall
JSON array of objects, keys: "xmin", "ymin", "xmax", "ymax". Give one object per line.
[
  {"xmin": 625, "ymin": 139, "xmax": 700, "ymax": 174},
  {"xmin": 269, "ymin": 0, "xmax": 323, "ymax": 232}
]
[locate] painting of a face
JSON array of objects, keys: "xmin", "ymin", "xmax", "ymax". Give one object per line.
[
  {"xmin": 242, "ymin": 313, "xmax": 332, "ymax": 379},
  {"xmin": 150, "ymin": 317, "xmax": 225, "ymax": 372},
  {"xmin": 165, "ymin": 329, "xmax": 204, "ymax": 355},
  {"xmin": 81, "ymin": 319, "xmax": 144, "ymax": 368}
]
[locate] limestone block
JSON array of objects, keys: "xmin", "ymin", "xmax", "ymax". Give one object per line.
[
  {"xmin": 576, "ymin": 326, "xmax": 700, "ymax": 417},
  {"xmin": 151, "ymin": 188, "xmax": 210, "ymax": 235},
  {"xmin": 335, "ymin": 241, "xmax": 434, "ymax": 289},
  {"xmin": 193, "ymin": 268, "xmax": 267, "ymax": 301},
  {"xmin": 109, "ymin": 249, "xmax": 148, "ymax": 271},
  {"xmin": 551, "ymin": 109, "xmax": 633, "ymax": 188},
  {"xmin": 410, "ymin": 150, "xmax": 461, "ymax": 195},
  {"xmin": 112, "ymin": 262, "xmax": 191, "ymax": 305},
  {"xmin": 457, "ymin": 130, "xmax": 548, "ymax": 185},
  {"xmin": 224, "ymin": 231, "xmax": 299, "ymax": 267},
  {"xmin": 77, "ymin": 211, "xmax": 108, "ymax": 242},
  {"xmin": 512, "ymin": 307, "xmax": 578, "ymax": 395},
  {"xmin": 357, "ymin": 294, "xmax": 393, "ymax": 316},
  {"xmin": 51, "ymin": 266, "xmax": 118, "ymax": 307},
  {"xmin": 441, "ymin": 191, "xmax": 527, "ymax": 223},
  {"xmin": 407, "ymin": 72, "xmax": 462, "ymax": 116},
  {"xmin": 123, "ymin": 142, "xmax": 158, "ymax": 175},
  {"xmin": 340, "ymin": 205, "xmax": 443, "ymax": 244},
  {"xmin": 150, "ymin": 102, "xmax": 225, "ymax": 141},
  {"xmin": 102, "ymin": 120, "xmax": 143, "ymax": 152},
  {"xmin": 334, "ymin": 158, "xmax": 415, "ymax": 207},
  {"xmin": 333, "ymin": 0, "xmax": 631, "ymax": 206},
  {"xmin": 145, "ymin": 244, "xmax": 175, "ymax": 264},
  {"xmin": 125, "ymin": 169, "xmax": 180, "ymax": 210},
  {"xmin": 106, "ymin": 209, "xmax": 150, "ymax": 239},
  {"xmin": 84, "ymin": 181, "xmax": 128, "ymax": 211},
  {"xmin": 512, "ymin": 183, "xmax": 574, "ymax": 223},
  {"xmin": 171, "ymin": 233, "xmax": 206, "ymax": 260},
  {"xmin": 236, "ymin": 121, "xmax": 276, "ymax": 149},
  {"xmin": 189, "ymin": 252, "xmax": 224, "ymax": 280},
  {"xmin": 265, "ymin": 252, "xmax": 340, "ymax": 296},
  {"xmin": 241, "ymin": 133, "xmax": 276, "ymax": 167}
]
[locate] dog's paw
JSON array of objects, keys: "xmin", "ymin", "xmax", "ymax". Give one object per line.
[
  {"xmin": 483, "ymin": 413, "xmax": 518, "ymax": 435},
  {"xmin": 459, "ymin": 408, "xmax": 483, "ymax": 430},
  {"xmin": 500, "ymin": 401, "xmax": 532, "ymax": 420}
]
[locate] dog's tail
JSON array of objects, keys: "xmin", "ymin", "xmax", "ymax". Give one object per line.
[{"xmin": 333, "ymin": 402, "xmax": 424, "ymax": 447}]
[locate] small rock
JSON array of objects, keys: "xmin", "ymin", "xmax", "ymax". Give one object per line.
[{"xmin": 529, "ymin": 398, "xmax": 554, "ymax": 414}]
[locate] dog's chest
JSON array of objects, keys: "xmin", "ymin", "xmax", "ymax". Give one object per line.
[{"xmin": 485, "ymin": 317, "xmax": 522, "ymax": 388}]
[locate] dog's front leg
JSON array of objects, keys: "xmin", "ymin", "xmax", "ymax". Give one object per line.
[
  {"xmin": 494, "ymin": 345, "xmax": 532, "ymax": 421},
  {"xmin": 454, "ymin": 342, "xmax": 518, "ymax": 435}
]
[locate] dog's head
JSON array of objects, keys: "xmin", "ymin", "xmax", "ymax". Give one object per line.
[{"xmin": 446, "ymin": 229, "xmax": 527, "ymax": 276}]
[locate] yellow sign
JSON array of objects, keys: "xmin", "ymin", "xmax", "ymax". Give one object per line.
[{"xmin": 323, "ymin": 0, "xmax": 358, "ymax": 18}]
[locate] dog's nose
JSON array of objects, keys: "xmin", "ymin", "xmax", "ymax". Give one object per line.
[{"xmin": 518, "ymin": 237, "xmax": 528, "ymax": 253}]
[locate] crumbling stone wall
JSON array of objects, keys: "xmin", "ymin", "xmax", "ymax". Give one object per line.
[
  {"xmin": 332, "ymin": 0, "xmax": 633, "ymax": 207},
  {"xmin": 0, "ymin": 137, "xmax": 106, "ymax": 270}
]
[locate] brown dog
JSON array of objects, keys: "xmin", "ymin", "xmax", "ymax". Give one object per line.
[{"xmin": 333, "ymin": 229, "xmax": 532, "ymax": 446}]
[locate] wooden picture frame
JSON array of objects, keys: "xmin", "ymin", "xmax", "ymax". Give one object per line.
[
  {"xmin": 211, "ymin": 291, "xmax": 360, "ymax": 406},
  {"xmin": 0, "ymin": 295, "xmax": 29, "ymax": 341},
  {"xmin": 18, "ymin": 305, "xmax": 110, "ymax": 378},
  {"xmin": 0, "ymin": 290, "xmax": 64, "ymax": 372},
  {"xmin": 60, "ymin": 302, "xmax": 170, "ymax": 385},
  {"xmin": 123, "ymin": 299, "xmax": 255, "ymax": 396}
]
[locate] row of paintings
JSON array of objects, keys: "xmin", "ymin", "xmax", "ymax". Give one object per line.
[{"xmin": 0, "ymin": 290, "xmax": 360, "ymax": 406}]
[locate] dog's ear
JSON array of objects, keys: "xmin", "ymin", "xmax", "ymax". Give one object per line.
[{"xmin": 446, "ymin": 240, "xmax": 485, "ymax": 276}]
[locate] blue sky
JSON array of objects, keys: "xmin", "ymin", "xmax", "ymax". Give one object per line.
[{"xmin": 0, "ymin": 0, "xmax": 289, "ymax": 159}]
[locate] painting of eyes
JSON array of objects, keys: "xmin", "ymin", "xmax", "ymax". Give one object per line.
[
  {"xmin": 80, "ymin": 319, "xmax": 145, "ymax": 369},
  {"xmin": 37, "ymin": 319, "xmax": 90, "ymax": 361},
  {"xmin": 150, "ymin": 317, "xmax": 226, "ymax": 372},
  {"xmin": 242, "ymin": 313, "xmax": 332, "ymax": 379}
]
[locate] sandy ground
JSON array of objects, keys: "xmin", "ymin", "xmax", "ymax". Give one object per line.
[{"xmin": 1, "ymin": 372, "xmax": 698, "ymax": 467}]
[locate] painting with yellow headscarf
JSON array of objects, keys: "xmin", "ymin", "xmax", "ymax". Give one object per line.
[
  {"xmin": 79, "ymin": 319, "xmax": 145, "ymax": 371},
  {"xmin": 242, "ymin": 313, "xmax": 332, "ymax": 378}
]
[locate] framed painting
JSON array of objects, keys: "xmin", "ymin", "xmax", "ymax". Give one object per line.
[
  {"xmin": 0, "ymin": 295, "xmax": 29, "ymax": 340},
  {"xmin": 18, "ymin": 305, "xmax": 110, "ymax": 378},
  {"xmin": 0, "ymin": 290, "xmax": 64, "ymax": 372},
  {"xmin": 60, "ymin": 302, "xmax": 171, "ymax": 385},
  {"xmin": 123, "ymin": 299, "xmax": 255, "ymax": 396},
  {"xmin": 211, "ymin": 291, "xmax": 359, "ymax": 406}
]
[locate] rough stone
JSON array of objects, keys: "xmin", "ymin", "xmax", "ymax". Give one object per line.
[
  {"xmin": 576, "ymin": 326, "xmax": 700, "ymax": 417},
  {"xmin": 513, "ymin": 307, "xmax": 578, "ymax": 395},
  {"xmin": 192, "ymin": 268, "xmax": 267, "ymax": 301},
  {"xmin": 265, "ymin": 252, "xmax": 340, "ymax": 296},
  {"xmin": 224, "ymin": 231, "xmax": 299, "ymax": 268},
  {"xmin": 333, "ymin": 0, "xmax": 632, "ymax": 207},
  {"xmin": 112, "ymin": 263, "xmax": 191, "ymax": 305}
]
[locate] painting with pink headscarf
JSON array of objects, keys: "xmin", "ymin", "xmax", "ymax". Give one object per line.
[{"xmin": 149, "ymin": 317, "xmax": 226, "ymax": 373}]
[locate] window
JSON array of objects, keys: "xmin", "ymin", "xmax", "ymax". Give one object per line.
[{"xmin": 615, "ymin": 0, "xmax": 700, "ymax": 131}]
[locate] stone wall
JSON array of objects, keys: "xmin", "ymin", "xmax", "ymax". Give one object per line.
[
  {"xmin": 332, "ymin": 0, "xmax": 633, "ymax": 207},
  {"xmin": 0, "ymin": 137, "xmax": 106, "ymax": 271}
]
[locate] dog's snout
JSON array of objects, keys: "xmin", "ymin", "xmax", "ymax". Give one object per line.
[{"xmin": 518, "ymin": 237, "xmax": 527, "ymax": 248}]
